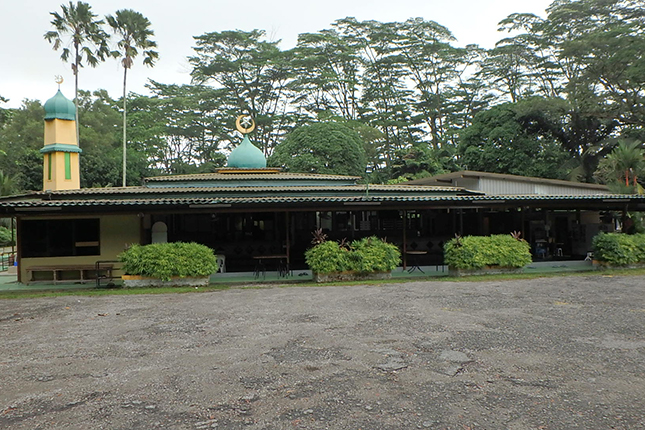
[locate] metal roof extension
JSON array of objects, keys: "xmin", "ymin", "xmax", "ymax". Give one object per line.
[{"xmin": 2, "ymin": 193, "xmax": 643, "ymax": 214}]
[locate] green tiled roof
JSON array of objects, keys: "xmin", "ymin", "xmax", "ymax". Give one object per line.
[
  {"xmin": 29, "ymin": 184, "xmax": 475, "ymax": 198},
  {"xmin": 2, "ymin": 193, "xmax": 643, "ymax": 210}
]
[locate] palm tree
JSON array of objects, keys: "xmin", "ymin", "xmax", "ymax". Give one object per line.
[
  {"xmin": 106, "ymin": 9, "xmax": 158, "ymax": 187},
  {"xmin": 0, "ymin": 170, "xmax": 17, "ymax": 197},
  {"xmin": 606, "ymin": 141, "xmax": 644, "ymax": 186},
  {"xmin": 596, "ymin": 140, "xmax": 645, "ymax": 194},
  {"xmin": 44, "ymin": 1, "xmax": 110, "ymax": 143}
]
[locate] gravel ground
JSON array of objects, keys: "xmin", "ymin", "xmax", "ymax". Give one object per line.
[{"xmin": 1, "ymin": 275, "xmax": 644, "ymax": 430}]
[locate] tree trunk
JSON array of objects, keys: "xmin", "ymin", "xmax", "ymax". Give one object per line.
[
  {"xmin": 122, "ymin": 66, "xmax": 128, "ymax": 187},
  {"xmin": 74, "ymin": 44, "xmax": 80, "ymax": 146}
]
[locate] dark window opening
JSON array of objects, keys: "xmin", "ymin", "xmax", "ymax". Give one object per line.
[{"xmin": 21, "ymin": 218, "xmax": 100, "ymax": 257}]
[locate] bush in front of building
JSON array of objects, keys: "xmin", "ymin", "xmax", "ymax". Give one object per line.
[
  {"xmin": 305, "ymin": 236, "xmax": 401, "ymax": 274},
  {"xmin": 443, "ymin": 234, "xmax": 532, "ymax": 270},
  {"xmin": 592, "ymin": 232, "xmax": 645, "ymax": 266},
  {"xmin": 349, "ymin": 236, "xmax": 401, "ymax": 273},
  {"xmin": 119, "ymin": 242, "xmax": 218, "ymax": 281}
]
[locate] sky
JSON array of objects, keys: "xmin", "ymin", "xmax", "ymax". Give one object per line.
[{"xmin": 1, "ymin": 0, "xmax": 553, "ymax": 109}]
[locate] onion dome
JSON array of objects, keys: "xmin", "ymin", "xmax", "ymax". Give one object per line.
[
  {"xmin": 227, "ymin": 135, "xmax": 267, "ymax": 169},
  {"xmin": 44, "ymin": 90, "xmax": 76, "ymax": 121}
]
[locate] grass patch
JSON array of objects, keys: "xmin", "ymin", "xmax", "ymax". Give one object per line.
[{"xmin": 3, "ymin": 267, "xmax": 645, "ymax": 299}]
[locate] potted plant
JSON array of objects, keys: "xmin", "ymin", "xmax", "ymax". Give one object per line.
[
  {"xmin": 443, "ymin": 232, "xmax": 531, "ymax": 276},
  {"xmin": 119, "ymin": 242, "xmax": 218, "ymax": 287},
  {"xmin": 305, "ymin": 233, "xmax": 401, "ymax": 283}
]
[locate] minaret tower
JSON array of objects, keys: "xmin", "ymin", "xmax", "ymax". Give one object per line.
[{"xmin": 41, "ymin": 78, "xmax": 82, "ymax": 191}]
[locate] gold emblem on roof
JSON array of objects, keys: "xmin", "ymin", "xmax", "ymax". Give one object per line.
[{"xmin": 235, "ymin": 115, "xmax": 255, "ymax": 134}]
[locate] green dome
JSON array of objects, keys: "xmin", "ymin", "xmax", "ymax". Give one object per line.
[
  {"xmin": 44, "ymin": 90, "xmax": 76, "ymax": 121},
  {"xmin": 227, "ymin": 135, "xmax": 266, "ymax": 168}
]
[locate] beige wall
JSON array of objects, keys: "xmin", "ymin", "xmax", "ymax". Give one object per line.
[
  {"xmin": 44, "ymin": 119, "xmax": 75, "ymax": 145},
  {"xmin": 43, "ymin": 151, "xmax": 80, "ymax": 191},
  {"xmin": 19, "ymin": 214, "xmax": 140, "ymax": 282}
]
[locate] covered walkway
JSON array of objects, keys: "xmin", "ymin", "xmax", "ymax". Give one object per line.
[{"xmin": 0, "ymin": 260, "xmax": 595, "ymax": 292}]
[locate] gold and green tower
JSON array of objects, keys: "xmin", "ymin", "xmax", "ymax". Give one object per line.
[{"xmin": 41, "ymin": 90, "xmax": 82, "ymax": 191}]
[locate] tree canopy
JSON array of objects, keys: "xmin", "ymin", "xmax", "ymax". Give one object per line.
[
  {"xmin": 3, "ymin": 1, "xmax": 645, "ymax": 193},
  {"xmin": 268, "ymin": 122, "xmax": 367, "ymax": 176}
]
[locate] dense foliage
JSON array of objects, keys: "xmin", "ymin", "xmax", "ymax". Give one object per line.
[
  {"xmin": 0, "ymin": 226, "xmax": 15, "ymax": 246},
  {"xmin": 443, "ymin": 235, "xmax": 532, "ymax": 270},
  {"xmin": 119, "ymin": 242, "xmax": 218, "ymax": 281},
  {"xmin": 305, "ymin": 236, "xmax": 401, "ymax": 274},
  {"xmin": 2, "ymin": 0, "xmax": 645, "ymax": 190},
  {"xmin": 268, "ymin": 122, "xmax": 367, "ymax": 176},
  {"xmin": 592, "ymin": 233, "xmax": 645, "ymax": 266}
]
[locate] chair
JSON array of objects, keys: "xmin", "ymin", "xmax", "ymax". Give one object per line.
[{"xmin": 216, "ymin": 254, "xmax": 226, "ymax": 273}]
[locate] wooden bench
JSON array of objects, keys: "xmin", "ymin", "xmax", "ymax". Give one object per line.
[{"xmin": 26, "ymin": 264, "xmax": 114, "ymax": 285}]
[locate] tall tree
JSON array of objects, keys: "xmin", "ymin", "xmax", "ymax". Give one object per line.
[
  {"xmin": 291, "ymin": 29, "xmax": 361, "ymax": 120},
  {"xmin": 333, "ymin": 18, "xmax": 416, "ymax": 165},
  {"xmin": 0, "ymin": 95, "xmax": 9, "ymax": 127},
  {"xmin": 128, "ymin": 83, "xmax": 227, "ymax": 174},
  {"xmin": 0, "ymin": 100, "xmax": 46, "ymax": 191},
  {"xmin": 106, "ymin": 9, "xmax": 158, "ymax": 187},
  {"xmin": 190, "ymin": 29, "xmax": 296, "ymax": 156},
  {"xmin": 268, "ymin": 122, "xmax": 367, "ymax": 177},
  {"xmin": 44, "ymin": 1, "xmax": 110, "ymax": 143},
  {"xmin": 458, "ymin": 101, "xmax": 571, "ymax": 179}
]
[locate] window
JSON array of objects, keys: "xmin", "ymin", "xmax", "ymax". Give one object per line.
[
  {"xmin": 21, "ymin": 218, "xmax": 100, "ymax": 257},
  {"xmin": 64, "ymin": 153, "xmax": 71, "ymax": 180}
]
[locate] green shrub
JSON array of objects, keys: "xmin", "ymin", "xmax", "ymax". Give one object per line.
[
  {"xmin": 592, "ymin": 232, "xmax": 645, "ymax": 266},
  {"xmin": 305, "ymin": 236, "xmax": 401, "ymax": 274},
  {"xmin": 350, "ymin": 236, "xmax": 401, "ymax": 273},
  {"xmin": 0, "ymin": 226, "xmax": 15, "ymax": 246},
  {"xmin": 119, "ymin": 242, "xmax": 218, "ymax": 281},
  {"xmin": 444, "ymin": 234, "xmax": 532, "ymax": 270}
]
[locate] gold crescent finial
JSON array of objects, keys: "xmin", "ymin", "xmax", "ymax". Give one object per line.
[
  {"xmin": 235, "ymin": 115, "xmax": 256, "ymax": 134},
  {"xmin": 55, "ymin": 75, "xmax": 64, "ymax": 86}
]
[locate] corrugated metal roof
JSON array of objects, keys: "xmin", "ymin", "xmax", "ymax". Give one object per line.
[
  {"xmin": 2, "ymin": 193, "xmax": 642, "ymax": 208},
  {"xmin": 407, "ymin": 170, "xmax": 610, "ymax": 191},
  {"xmin": 29, "ymin": 184, "xmax": 473, "ymax": 196}
]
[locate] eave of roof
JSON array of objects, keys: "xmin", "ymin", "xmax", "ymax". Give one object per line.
[{"xmin": 2, "ymin": 193, "xmax": 641, "ymax": 210}]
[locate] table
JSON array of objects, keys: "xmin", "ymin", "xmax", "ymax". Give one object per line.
[
  {"xmin": 253, "ymin": 255, "xmax": 289, "ymax": 279},
  {"xmin": 405, "ymin": 251, "xmax": 427, "ymax": 273}
]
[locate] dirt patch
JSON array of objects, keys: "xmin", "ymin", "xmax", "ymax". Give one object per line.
[{"xmin": 1, "ymin": 275, "xmax": 645, "ymax": 429}]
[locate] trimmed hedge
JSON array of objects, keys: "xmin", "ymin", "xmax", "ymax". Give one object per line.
[
  {"xmin": 119, "ymin": 242, "xmax": 218, "ymax": 281},
  {"xmin": 592, "ymin": 232, "xmax": 645, "ymax": 266},
  {"xmin": 443, "ymin": 234, "xmax": 532, "ymax": 270},
  {"xmin": 305, "ymin": 236, "xmax": 401, "ymax": 274}
]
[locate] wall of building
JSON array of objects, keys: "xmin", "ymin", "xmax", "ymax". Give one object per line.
[
  {"xmin": 477, "ymin": 177, "xmax": 605, "ymax": 196},
  {"xmin": 19, "ymin": 214, "xmax": 140, "ymax": 282}
]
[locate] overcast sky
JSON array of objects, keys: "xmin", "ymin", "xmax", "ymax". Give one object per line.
[{"xmin": 1, "ymin": 0, "xmax": 552, "ymax": 109}]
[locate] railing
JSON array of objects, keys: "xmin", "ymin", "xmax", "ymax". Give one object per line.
[{"xmin": 0, "ymin": 251, "xmax": 16, "ymax": 272}]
